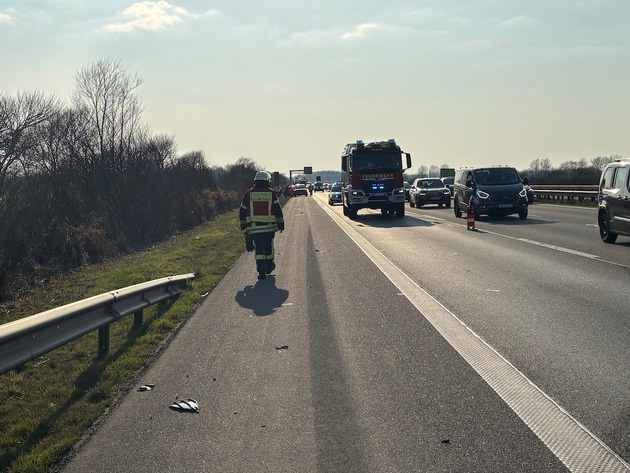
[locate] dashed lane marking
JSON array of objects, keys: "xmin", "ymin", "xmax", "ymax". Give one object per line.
[{"xmin": 315, "ymin": 199, "xmax": 630, "ymax": 473}]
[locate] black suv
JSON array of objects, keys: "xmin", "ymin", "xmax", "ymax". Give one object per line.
[
  {"xmin": 409, "ymin": 178, "xmax": 451, "ymax": 208},
  {"xmin": 597, "ymin": 159, "xmax": 630, "ymax": 243},
  {"xmin": 453, "ymin": 166, "xmax": 528, "ymax": 219}
]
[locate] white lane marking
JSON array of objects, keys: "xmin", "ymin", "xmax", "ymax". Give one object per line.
[
  {"xmin": 515, "ymin": 238, "xmax": 600, "ymax": 259},
  {"xmin": 406, "ymin": 211, "xmax": 630, "ymax": 270},
  {"xmin": 315, "ymin": 199, "xmax": 630, "ymax": 473}
]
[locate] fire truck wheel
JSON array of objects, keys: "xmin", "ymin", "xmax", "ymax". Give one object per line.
[{"xmin": 395, "ymin": 205, "xmax": 405, "ymax": 218}]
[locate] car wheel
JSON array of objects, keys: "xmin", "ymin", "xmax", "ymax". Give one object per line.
[
  {"xmin": 446, "ymin": 200, "xmax": 451, "ymax": 209},
  {"xmin": 598, "ymin": 211, "xmax": 618, "ymax": 243},
  {"xmin": 409, "ymin": 197, "xmax": 415, "ymax": 208},
  {"xmin": 395, "ymin": 204, "xmax": 405, "ymax": 218},
  {"xmin": 454, "ymin": 197, "xmax": 462, "ymax": 218},
  {"xmin": 518, "ymin": 208, "xmax": 528, "ymax": 220},
  {"xmin": 438, "ymin": 203, "xmax": 443, "ymax": 208}
]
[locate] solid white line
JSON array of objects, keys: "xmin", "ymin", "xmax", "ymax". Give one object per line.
[{"xmin": 315, "ymin": 199, "xmax": 630, "ymax": 472}]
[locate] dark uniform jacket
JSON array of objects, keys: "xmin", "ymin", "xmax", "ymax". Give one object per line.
[{"xmin": 239, "ymin": 185, "xmax": 284, "ymax": 235}]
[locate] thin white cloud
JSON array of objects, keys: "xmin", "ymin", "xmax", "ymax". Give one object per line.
[
  {"xmin": 284, "ymin": 23, "xmax": 383, "ymax": 45},
  {"xmin": 496, "ymin": 15, "xmax": 532, "ymax": 29},
  {"xmin": 103, "ymin": 1, "xmax": 218, "ymax": 33},
  {"xmin": 0, "ymin": 12, "xmax": 14, "ymax": 24},
  {"xmin": 285, "ymin": 28, "xmax": 340, "ymax": 45},
  {"xmin": 341, "ymin": 23, "xmax": 379, "ymax": 41}
]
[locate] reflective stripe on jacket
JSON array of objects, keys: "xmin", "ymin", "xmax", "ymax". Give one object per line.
[{"xmin": 239, "ymin": 186, "xmax": 284, "ymax": 235}]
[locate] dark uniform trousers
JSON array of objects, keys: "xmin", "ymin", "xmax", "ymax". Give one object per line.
[{"xmin": 252, "ymin": 231, "xmax": 275, "ymax": 274}]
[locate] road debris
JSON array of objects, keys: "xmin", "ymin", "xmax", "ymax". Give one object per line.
[{"xmin": 170, "ymin": 399, "xmax": 199, "ymax": 412}]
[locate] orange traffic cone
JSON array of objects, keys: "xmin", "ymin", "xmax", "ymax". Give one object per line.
[{"xmin": 466, "ymin": 203, "xmax": 475, "ymax": 231}]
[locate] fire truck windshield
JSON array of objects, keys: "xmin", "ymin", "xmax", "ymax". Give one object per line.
[{"xmin": 352, "ymin": 152, "xmax": 402, "ymax": 173}]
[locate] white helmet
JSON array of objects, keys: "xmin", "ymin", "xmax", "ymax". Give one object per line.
[{"xmin": 254, "ymin": 171, "xmax": 271, "ymax": 182}]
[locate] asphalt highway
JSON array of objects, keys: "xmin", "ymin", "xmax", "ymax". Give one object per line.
[{"xmin": 60, "ymin": 196, "xmax": 629, "ymax": 473}]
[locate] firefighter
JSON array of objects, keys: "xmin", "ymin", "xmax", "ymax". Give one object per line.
[{"xmin": 239, "ymin": 171, "xmax": 285, "ymax": 280}]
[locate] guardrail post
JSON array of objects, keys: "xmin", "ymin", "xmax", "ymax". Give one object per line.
[
  {"xmin": 133, "ymin": 309, "xmax": 143, "ymax": 328},
  {"xmin": 98, "ymin": 325, "xmax": 110, "ymax": 358}
]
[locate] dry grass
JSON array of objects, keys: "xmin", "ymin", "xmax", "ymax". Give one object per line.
[{"xmin": 0, "ymin": 210, "xmax": 245, "ymax": 473}]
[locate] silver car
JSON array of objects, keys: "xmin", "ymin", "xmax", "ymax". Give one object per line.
[{"xmin": 328, "ymin": 184, "xmax": 343, "ymax": 205}]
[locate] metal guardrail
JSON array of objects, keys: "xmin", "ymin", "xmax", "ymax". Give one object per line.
[
  {"xmin": 531, "ymin": 185, "xmax": 598, "ymax": 201},
  {"xmin": 0, "ymin": 273, "xmax": 195, "ymax": 375}
]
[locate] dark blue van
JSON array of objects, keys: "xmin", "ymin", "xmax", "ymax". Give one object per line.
[{"xmin": 453, "ymin": 166, "xmax": 528, "ymax": 219}]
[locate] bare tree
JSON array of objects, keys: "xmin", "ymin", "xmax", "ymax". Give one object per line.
[
  {"xmin": 591, "ymin": 155, "xmax": 622, "ymax": 171},
  {"xmin": 0, "ymin": 91, "xmax": 60, "ymax": 299},
  {"xmin": 559, "ymin": 158, "xmax": 589, "ymax": 171},
  {"xmin": 72, "ymin": 58, "xmax": 146, "ymax": 173},
  {"xmin": 528, "ymin": 158, "xmax": 552, "ymax": 175},
  {"xmin": 0, "ymin": 91, "xmax": 60, "ymax": 187},
  {"xmin": 72, "ymin": 58, "xmax": 148, "ymax": 241}
]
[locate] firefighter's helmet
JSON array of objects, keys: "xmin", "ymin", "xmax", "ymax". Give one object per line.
[{"xmin": 254, "ymin": 171, "xmax": 271, "ymax": 182}]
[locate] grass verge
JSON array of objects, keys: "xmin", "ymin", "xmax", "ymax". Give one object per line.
[{"xmin": 0, "ymin": 210, "xmax": 246, "ymax": 473}]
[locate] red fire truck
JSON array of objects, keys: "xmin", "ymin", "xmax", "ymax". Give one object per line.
[{"xmin": 341, "ymin": 139, "xmax": 412, "ymax": 219}]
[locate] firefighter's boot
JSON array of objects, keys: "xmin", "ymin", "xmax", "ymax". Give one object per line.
[{"xmin": 257, "ymin": 261, "xmax": 267, "ymax": 280}]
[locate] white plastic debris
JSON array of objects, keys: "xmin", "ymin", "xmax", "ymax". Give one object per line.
[{"xmin": 170, "ymin": 399, "xmax": 199, "ymax": 412}]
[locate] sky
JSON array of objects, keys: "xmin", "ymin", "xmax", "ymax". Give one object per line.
[{"xmin": 1, "ymin": 0, "xmax": 629, "ymax": 175}]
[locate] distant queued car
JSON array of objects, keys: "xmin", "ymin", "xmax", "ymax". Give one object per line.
[
  {"xmin": 328, "ymin": 184, "xmax": 343, "ymax": 205},
  {"xmin": 314, "ymin": 182, "xmax": 325, "ymax": 192},
  {"xmin": 293, "ymin": 183, "xmax": 309, "ymax": 196},
  {"xmin": 409, "ymin": 178, "xmax": 451, "ymax": 208}
]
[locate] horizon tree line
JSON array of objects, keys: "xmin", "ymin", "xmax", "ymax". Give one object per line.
[{"xmin": 408, "ymin": 156, "xmax": 623, "ymax": 184}]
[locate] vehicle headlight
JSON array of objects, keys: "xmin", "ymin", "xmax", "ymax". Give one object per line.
[
  {"xmin": 477, "ymin": 190, "xmax": 489, "ymax": 199},
  {"xmin": 443, "ymin": 190, "xmax": 451, "ymax": 195},
  {"xmin": 519, "ymin": 188, "xmax": 527, "ymax": 198},
  {"xmin": 394, "ymin": 189, "xmax": 404, "ymax": 195},
  {"xmin": 351, "ymin": 190, "xmax": 361, "ymax": 196}
]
